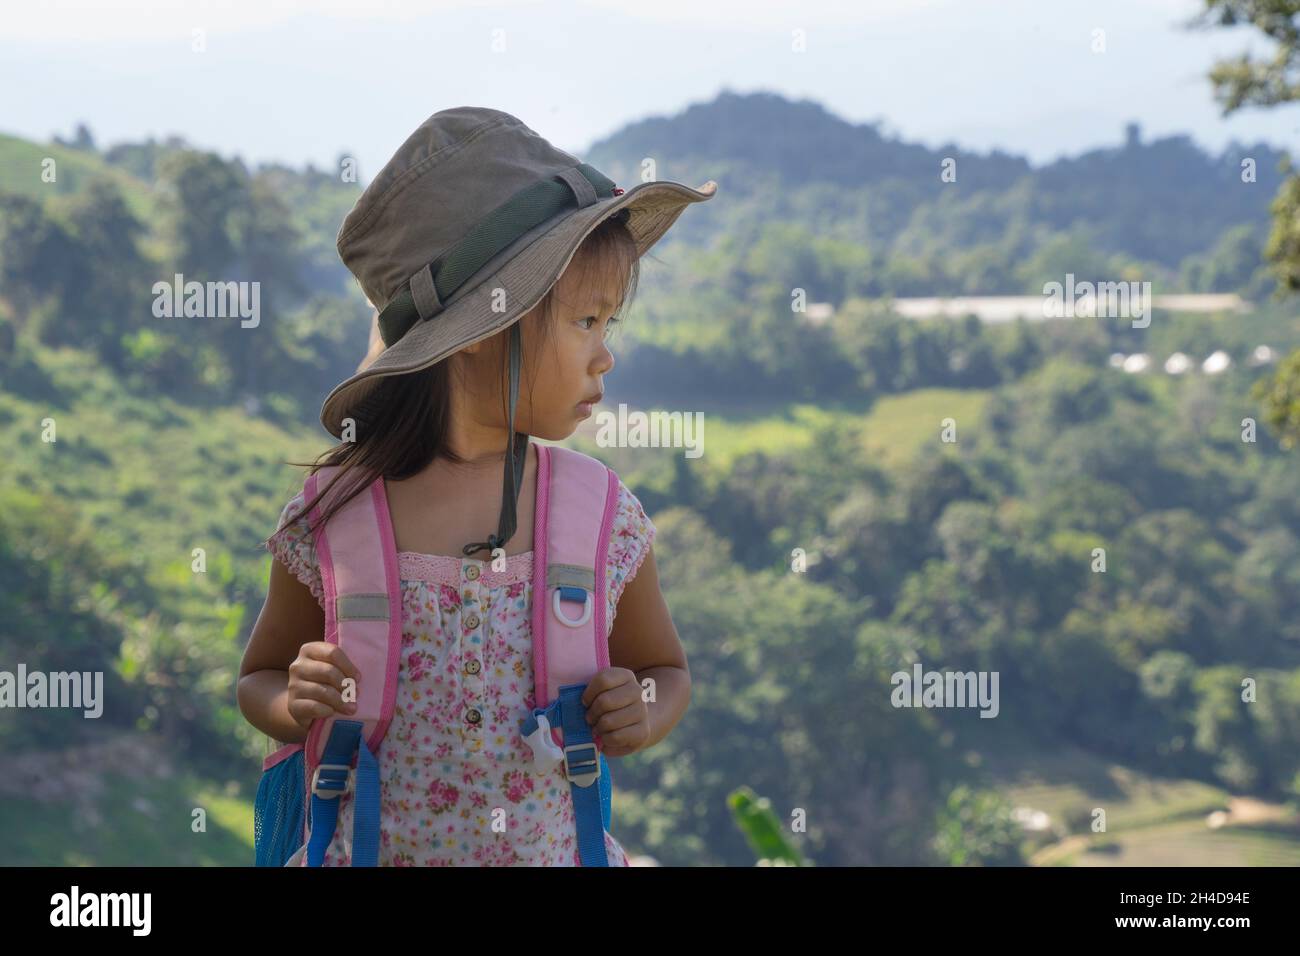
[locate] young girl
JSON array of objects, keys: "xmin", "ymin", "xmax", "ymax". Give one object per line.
[{"xmin": 237, "ymin": 107, "xmax": 716, "ymax": 866}]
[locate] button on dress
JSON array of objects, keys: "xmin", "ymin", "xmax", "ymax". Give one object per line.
[{"xmin": 265, "ymin": 474, "xmax": 656, "ymax": 866}]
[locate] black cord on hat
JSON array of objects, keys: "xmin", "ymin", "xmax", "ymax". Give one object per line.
[{"xmin": 463, "ymin": 321, "xmax": 529, "ymax": 558}]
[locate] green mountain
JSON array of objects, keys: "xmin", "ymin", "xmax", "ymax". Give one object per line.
[{"xmin": 3, "ymin": 92, "xmax": 1300, "ymax": 866}]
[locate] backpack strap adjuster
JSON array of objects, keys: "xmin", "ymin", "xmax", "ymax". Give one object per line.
[
  {"xmin": 562, "ymin": 742, "xmax": 601, "ymax": 788},
  {"xmin": 311, "ymin": 762, "xmax": 353, "ymax": 799}
]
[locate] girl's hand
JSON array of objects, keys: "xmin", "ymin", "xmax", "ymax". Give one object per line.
[
  {"xmin": 287, "ymin": 642, "xmax": 361, "ymax": 729},
  {"xmin": 581, "ymin": 667, "xmax": 651, "ymax": 757}
]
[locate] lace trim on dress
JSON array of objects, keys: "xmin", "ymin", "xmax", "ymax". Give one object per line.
[{"xmin": 397, "ymin": 550, "xmax": 534, "ymax": 588}]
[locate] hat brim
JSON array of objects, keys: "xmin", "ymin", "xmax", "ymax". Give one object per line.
[{"xmin": 319, "ymin": 178, "xmax": 717, "ymax": 439}]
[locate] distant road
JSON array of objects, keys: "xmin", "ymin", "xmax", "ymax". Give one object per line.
[{"xmin": 887, "ymin": 294, "xmax": 1250, "ymax": 323}]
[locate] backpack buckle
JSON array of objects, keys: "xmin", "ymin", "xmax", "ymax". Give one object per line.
[
  {"xmin": 311, "ymin": 762, "xmax": 353, "ymax": 799},
  {"xmin": 562, "ymin": 742, "xmax": 601, "ymax": 788},
  {"xmin": 553, "ymin": 585, "xmax": 593, "ymax": 628},
  {"xmin": 520, "ymin": 712, "xmax": 564, "ymax": 772}
]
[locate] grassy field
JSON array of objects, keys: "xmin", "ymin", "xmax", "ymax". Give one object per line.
[
  {"xmin": 859, "ymin": 388, "xmax": 992, "ymax": 468},
  {"xmin": 0, "ymin": 731, "xmax": 252, "ymax": 866},
  {"xmin": 575, "ymin": 387, "xmax": 992, "ymax": 477},
  {"xmin": 0, "ymin": 132, "xmax": 158, "ymax": 224},
  {"xmin": 1049, "ymin": 818, "xmax": 1300, "ymax": 866},
  {"xmin": 0, "ymin": 341, "xmax": 324, "ymax": 587},
  {"xmin": 980, "ymin": 741, "xmax": 1300, "ymax": 866}
]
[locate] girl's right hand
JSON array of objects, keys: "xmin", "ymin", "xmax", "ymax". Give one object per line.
[{"xmin": 287, "ymin": 642, "xmax": 361, "ymax": 729}]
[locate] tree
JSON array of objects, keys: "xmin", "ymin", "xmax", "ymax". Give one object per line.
[
  {"xmin": 1253, "ymin": 346, "xmax": 1300, "ymax": 448},
  {"xmin": 55, "ymin": 177, "xmax": 151, "ymax": 367},
  {"xmin": 0, "ymin": 194, "xmax": 83, "ymax": 330},
  {"xmin": 932, "ymin": 785, "xmax": 1025, "ymax": 866},
  {"xmin": 156, "ymin": 150, "xmax": 250, "ymax": 275},
  {"xmin": 1179, "ymin": 222, "xmax": 1272, "ymax": 295},
  {"xmin": 153, "ymin": 150, "xmax": 308, "ymax": 395},
  {"xmin": 1196, "ymin": 1, "xmax": 1300, "ymax": 446},
  {"xmin": 53, "ymin": 121, "xmax": 97, "ymax": 153}
]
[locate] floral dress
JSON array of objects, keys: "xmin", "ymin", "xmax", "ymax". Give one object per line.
[{"xmin": 265, "ymin": 473, "xmax": 655, "ymax": 867}]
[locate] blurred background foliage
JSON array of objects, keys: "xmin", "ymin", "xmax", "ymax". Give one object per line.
[{"xmin": 3, "ymin": 79, "xmax": 1300, "ymax": 864}]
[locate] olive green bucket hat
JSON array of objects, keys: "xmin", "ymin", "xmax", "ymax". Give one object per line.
[{"xmin": 323, "ymin": 106, "xmax": 716, "ymax": 557}]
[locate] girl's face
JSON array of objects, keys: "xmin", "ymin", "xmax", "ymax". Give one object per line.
[{"xmin": 453, "ymin": 243, "xmax": 625, "ymax": 444}]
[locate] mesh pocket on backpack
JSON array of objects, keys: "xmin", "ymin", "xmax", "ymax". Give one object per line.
[{"xmin": 254, "ymin": 746, "xmax": 306, "ymax": 867}]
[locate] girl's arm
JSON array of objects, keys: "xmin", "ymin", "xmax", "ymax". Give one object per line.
[
  {"xmin": 606, "ymin": 546, "xmax": 691, "ymax": 751},
  {"xmin": 237, "ymin": 555, "xmax": 328, "ymax": 744}
]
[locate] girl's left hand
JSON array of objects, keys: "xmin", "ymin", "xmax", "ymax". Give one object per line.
[{"xmin": 582, "ymin": 667, "xmax": 651, "ymax": 757}]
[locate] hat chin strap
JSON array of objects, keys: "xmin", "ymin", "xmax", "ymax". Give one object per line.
[{"xmin": 463, "ymin": 322, "xmax": 529, "ymax": 559}]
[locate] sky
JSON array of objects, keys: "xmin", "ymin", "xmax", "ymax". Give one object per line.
[{"xmin": 3, "ymin": 0, "xmax": 1298, "ymax": 182}]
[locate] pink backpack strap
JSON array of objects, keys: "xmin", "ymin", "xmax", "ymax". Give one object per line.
[
  {"xmin": 528, "ymin": 443, "xmax": 621, "ymax": 864},
  {"xmin": 300, "ymin": 465, "xmax": 401, "ymax": 770},
  {"xmin": 531, "ymin": 444, "xmax": 619, "ymax": 723}
]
